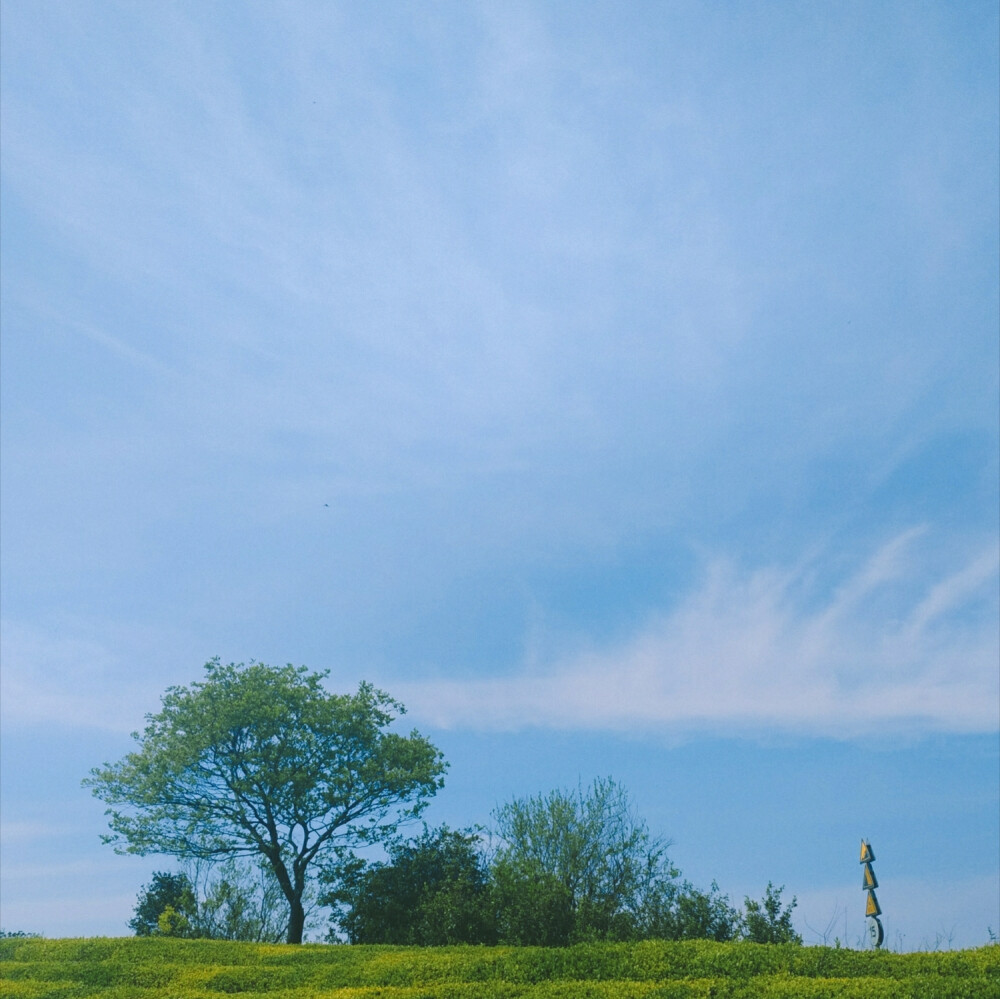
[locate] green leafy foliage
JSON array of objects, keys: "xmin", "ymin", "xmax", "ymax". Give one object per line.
[
  {"xmin": 492, "ymin": 778, "xmax": 680, "ymax": 943},
  {"xmin": 651, "ymin": 881, "xmax": 743, "ymax": 942},
  {"xmin": 84, "ymin": 659, "xmax": 446, "ymax": 943},
  {"xmin": 742, "ymin": 884, "xmax": 802, "ymax": 945},
  {"xmin": 130, "ymin": 872, "xmax": 198, "ymax": 937},
  {"xmin": 489, "ymin": 855, "xmax": 576, "ymax": 946},
  {"xmin": 155, "ymin": 904, "xmax": 192, "ymax": 938},
  {"xmin": 130, "ymin": 863, "xmax": 289, "ymax": 942},
  {"xmin": 326, "ymin": 774, "xmax": 686, "ymax": 948},
  {"xmin": 324, "ymin": 786, "xmax": 798, "ymax": 948},
  {"xmin": 193, "ymin": 860, "xmax": 289, "ymax": 943},
  {"xmin": 324, "ymin": 826, "xmax": 495, "ymax": 945}
]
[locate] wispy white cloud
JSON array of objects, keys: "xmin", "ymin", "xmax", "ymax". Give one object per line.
[
  {"xmin": 397, "ymin": 530, "xmax": 999, "ymax": 738},
  {"xmin": 5, "ymin": 531, "xmax": 993, "ymax": 739}
]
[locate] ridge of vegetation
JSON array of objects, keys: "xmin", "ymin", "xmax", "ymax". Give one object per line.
[{"xmin": 2, "ymin": 937, "xmax": 998, "ymax": 999}]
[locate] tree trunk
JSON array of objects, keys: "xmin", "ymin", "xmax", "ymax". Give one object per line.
[
  {"xmin": 266, "ymin": 851, "xmax": 306, "ymax": 945},
  {"xmin": 285, "ymin": 895, "xmax": 306, "ymax": 944}
]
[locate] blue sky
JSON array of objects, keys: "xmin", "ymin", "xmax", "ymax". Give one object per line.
[{"xmin": 1, "ymin": 0, "xmax": 997, "ymax": 949}]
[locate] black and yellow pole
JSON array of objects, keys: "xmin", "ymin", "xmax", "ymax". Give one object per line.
[{"xmin": 861, "ymin": 839, "xmax": 884, "ymax": 948}]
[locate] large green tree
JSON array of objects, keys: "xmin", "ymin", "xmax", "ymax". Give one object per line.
[{"xmin": 84, "ymin": 659, "xmax": 446, "ymax": 943}]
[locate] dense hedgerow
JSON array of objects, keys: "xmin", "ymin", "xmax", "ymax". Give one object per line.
[{"xmin": 1, "ymin": 938, "xmax": 997, "ymax": 999}]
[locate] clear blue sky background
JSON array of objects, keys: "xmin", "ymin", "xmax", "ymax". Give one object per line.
[{"xmin": 2, "ymin": 1, "xmax": 997, "ymax": 949}]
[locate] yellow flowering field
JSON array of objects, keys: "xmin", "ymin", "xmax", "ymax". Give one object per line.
[{"xmin": 2, "ymin": 937, "xmax": 997, "ymax": 998}]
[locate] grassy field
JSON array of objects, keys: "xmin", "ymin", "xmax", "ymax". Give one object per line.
[{"xmin": 1, "ymin": 937, "xmax": 997, "ymax": 998}]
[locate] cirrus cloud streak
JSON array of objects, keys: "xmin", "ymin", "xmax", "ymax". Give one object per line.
[{"xmin": 398, "ymin": 530, "xmax": 999, "ymax": 738}]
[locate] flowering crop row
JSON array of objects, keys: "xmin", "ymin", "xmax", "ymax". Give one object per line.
[{"xmin": 1, "ymin": 937, "xmax": 997, "ymax": 998}]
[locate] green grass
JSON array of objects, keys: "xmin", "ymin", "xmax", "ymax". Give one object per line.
[{"xmin": 2, "ymin": 937, "xmax": 997, "ymax": 998}]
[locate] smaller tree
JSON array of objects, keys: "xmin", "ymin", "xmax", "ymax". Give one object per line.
[
  {"xmin": 324, "ymin": 826, "xmax": 494, "ymax": 945},
  {"xmin": 156, "ymin": 905, "xmax": 192, "ymax": 938},
  {"xmin": 742, "ymin": 882, "xmax": 802, "ymax": 944},
  {"xmin": 644, "ymin": 880, "xmax": 742, "ymax": 942},
  {"xmin": 131, "ymin": 863, "xmax": 287, "ymax": 941},
  {"xmin": 130, "ymin": 872, "xmax": 197, "ymax": 937},
  {"xmin": 492, "ymin": 777, "xmax": 678, "ymax": 942},
  {"xmin": 489, "ymin": 855, "xmax": 574, "ymax": 946},
  {"xmin": 191, "ymin": 859, "xmax": 289, "ymax": 943}
]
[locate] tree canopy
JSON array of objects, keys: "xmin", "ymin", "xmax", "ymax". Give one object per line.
[
  {"xmin": 84, "ymin": 659, "xmax": 446, "ymax": 943},
  {"xmin": 129, "ymin": 871, "xmax": 197, "ymax": 937},
  {"xmin": 742, "ymin": 882, "xmax": 802, "ymax": 944},
  {"xmin": 492, "ymin": 777, "xmax": 679, "ymax": 943},
  {"xmin": 324, "ymin": 787, "xmax": 799, "ymax": 947},
  {"xmin": 324, "ymin": 825, "xmax": 494, "ymax": 945}
]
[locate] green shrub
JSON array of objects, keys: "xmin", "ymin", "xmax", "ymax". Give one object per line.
[
  {"xmin": 1, "ymin": 938, "xmax": 998, "ymax": 999},
  {"xmin": 741, "ymin": 885, "xmax": 801, "ymax": 946}
]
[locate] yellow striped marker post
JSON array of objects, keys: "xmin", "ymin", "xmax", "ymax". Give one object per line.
[{"xmin": 860, "ymin": 839, "xmax": 884, "ymax": 947}]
